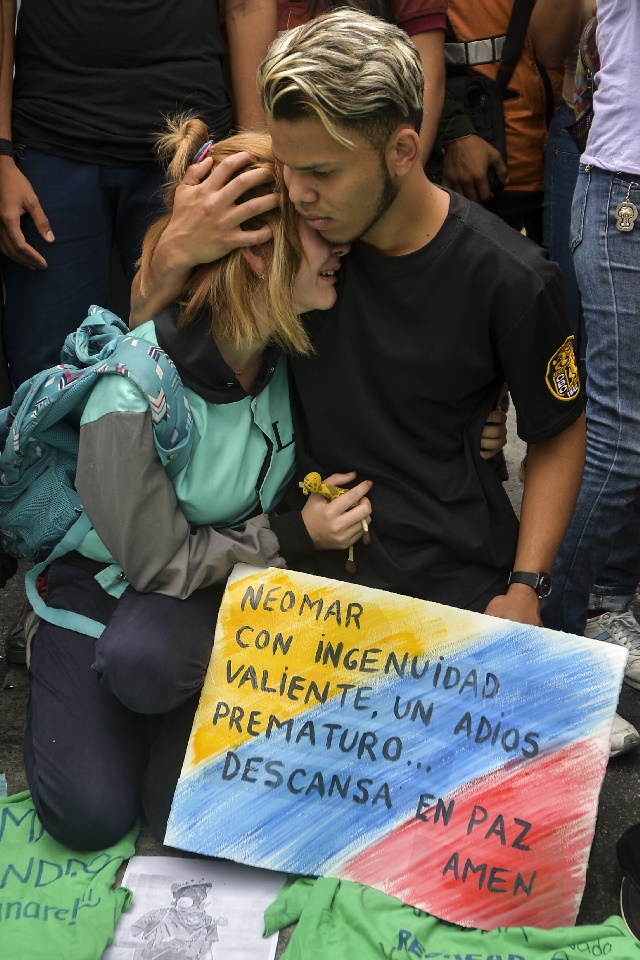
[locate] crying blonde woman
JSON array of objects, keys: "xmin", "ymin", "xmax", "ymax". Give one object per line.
[{"xmin": 24, "ymin": 119, "xmax": 372, "ymax": 851}]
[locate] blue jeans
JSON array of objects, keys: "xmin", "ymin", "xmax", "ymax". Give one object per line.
[
  {"xmin": 542, "ymin": 100, "xmax": 582, "ymax": 344},
  {"xmin": 544, "ymin": 166, "xmax": 640, "ymax": 635},
  {"xmin": 1, "ymin": 148, "xmax": 165, "ymax": 386}
]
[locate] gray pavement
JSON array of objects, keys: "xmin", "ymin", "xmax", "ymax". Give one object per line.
[{"xmin": 1, "ymin": 413, "xmax": 640, "ymax": 936}]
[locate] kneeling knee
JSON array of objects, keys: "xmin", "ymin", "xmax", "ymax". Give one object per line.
[
  {"xmin": 29, "ymin": 781, "xmax": 138, "ymax": 851},
  {"xmin": 95, "ymin": 647, "xmax": 200, "ymax": 715}
]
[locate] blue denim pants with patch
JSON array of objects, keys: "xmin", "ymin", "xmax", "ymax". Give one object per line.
[{"xmin": 544, "ymin": 166, "xmax": 640, "ymax": 635}]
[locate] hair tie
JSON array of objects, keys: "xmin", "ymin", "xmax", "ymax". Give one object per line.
[{"xmin": 192, "ymin": 140, "xmax": 214, "ymax": 164}]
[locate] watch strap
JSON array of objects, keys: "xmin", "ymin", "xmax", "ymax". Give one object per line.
[{"xmin": 508, "ymin": 570, "xmax": 552, "ymax": 598}]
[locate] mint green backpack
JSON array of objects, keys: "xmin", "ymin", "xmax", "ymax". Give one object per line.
[{"xmin": 0, "ymin": 306, "xmax": 193, "ymax": 636}]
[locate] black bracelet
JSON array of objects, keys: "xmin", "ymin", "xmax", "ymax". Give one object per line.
[{"xmin": 0, "ymin": 138, "xmax": 16, "ymax": 159}]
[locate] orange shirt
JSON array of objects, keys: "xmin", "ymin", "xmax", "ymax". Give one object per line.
[{"xmin": 447, "ymin": 0, "xmax": 562, "ymax": 192}]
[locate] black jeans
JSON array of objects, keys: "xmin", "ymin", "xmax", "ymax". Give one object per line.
[{"xmin": 24, "ymin": 560, "xmax": 224, "ymax": 851}]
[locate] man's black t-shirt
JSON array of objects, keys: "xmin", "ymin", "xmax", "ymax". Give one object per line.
[
  {"xmin": 12, "ymin": 0, "xmax": 234, "ymax": 165},
  {"xmin": 288, "ymin": 191, "xmax": 582, "ymax": 610}
]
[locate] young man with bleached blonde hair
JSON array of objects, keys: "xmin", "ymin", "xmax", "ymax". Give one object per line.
[
  {"xmin": 259, "ymin": 7, "xmax": 426, "ymax": 154},
  {"xmin": 131, "ymin": 8, "xmax": 586, "ymax": 629}
]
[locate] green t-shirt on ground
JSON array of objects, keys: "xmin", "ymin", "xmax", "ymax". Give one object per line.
[
  {"xmin": 264, "ymin": 876, "xmax": 640, "ymax": 960},
  {"xmin": 0, "ymin": 791, "xmax": 137, "ymax": 959}
]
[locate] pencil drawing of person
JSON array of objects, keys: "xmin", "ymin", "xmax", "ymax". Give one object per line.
[{"xmin": 131, "ymin": 878, "xmax": 227, "ymax": 959}]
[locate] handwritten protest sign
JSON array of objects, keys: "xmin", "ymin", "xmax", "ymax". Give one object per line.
[{"xmin": 166, "ymin": 564, "xmax": 626, "ymax": 930}]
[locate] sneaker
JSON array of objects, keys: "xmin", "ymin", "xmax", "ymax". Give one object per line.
[
  {"xmin": 585, "ymin": 610, "xmax": 640, "ymax": 689},
  {"xmin": 4, "ymin": 599, "xmax": 39, "ymax": 668},
  {"xmin": 23, "ymin": 610, "xmax": 39, "ymax": 669},
  {"xmin": 4, "ymin": 599, "xmax": 30, "ymax": 665},
  {"xmin": 610, "ymin": 713, "xmax": 640, "ymax": 759},
  {"xmin": 620, "ymin": 875, "xmax": 640, "ymax": 939},
  {"xmin": 618, "ymin": 821, "xmax": 640, "ymax": 938}
]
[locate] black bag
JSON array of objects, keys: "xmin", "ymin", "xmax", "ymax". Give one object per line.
[{"xmin": 445, "ymin": 73, "xmax": 507, "ymax": 161}]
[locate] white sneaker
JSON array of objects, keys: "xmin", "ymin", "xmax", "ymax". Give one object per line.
[
  {"xmin": 610, "ymin": 713, "xmax": 640, "ymax": 758},
  {"xmin": 585, "ymin": 610, "xmax": 640, "ymax": 689},
  {"xmin": 23, "ymin": 610, "xmax": 39, "ymax": 669}
]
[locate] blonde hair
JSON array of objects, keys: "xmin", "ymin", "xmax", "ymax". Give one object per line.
[
  {"xmin": 139, "ymin": 117, "xmax": 310, "ymax": 354},
  {"xmin": 259, "ymin": 8, "xmax": 424, "ymax": 152}
]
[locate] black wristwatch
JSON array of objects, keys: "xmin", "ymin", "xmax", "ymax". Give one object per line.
[{"xmin": 507, "ymin": 570, "xmax": 552, "ymax": 599}]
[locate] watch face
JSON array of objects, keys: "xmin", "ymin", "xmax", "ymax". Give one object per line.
[{"xmin": 537, "ymin": 574, "xmax": 552, "ymax": 598}]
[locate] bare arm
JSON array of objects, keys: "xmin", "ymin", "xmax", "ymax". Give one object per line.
[
  {"xmin": 529, "ymin": 0, "xmax": 584, "ymax": 70},
  {"xmin": 129, "ymin": 152, "xmax": 278, "ymax": 327},
  {"xmin": 0, "ymin": 0, "xmax": 55, "ymax": 268},
  {"xmin": 484, "ymin": 412, "xmax": 586, "ymax": 625},
  {"xmin": 225, "ymin": 0, "xmax": 277, "ymax": 131},
  {"xmin": 411, "ymin": 29, "xmax": 446, "ymax": 165}
]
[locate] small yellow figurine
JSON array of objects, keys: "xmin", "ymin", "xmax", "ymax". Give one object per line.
[
  {"xmin": 299, "ymin": 471, "xmax": 370, "ymax": 573},
  {"xmin": 299, "ymin": 472, "xmax": 347, "ymax": 500}
]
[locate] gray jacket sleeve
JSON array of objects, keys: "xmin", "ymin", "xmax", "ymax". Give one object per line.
[{"xmin": 75, "ymin": 410, "xmax": 286, "ymax": 598}]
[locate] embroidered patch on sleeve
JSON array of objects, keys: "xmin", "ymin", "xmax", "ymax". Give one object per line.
[{"xmin": 546, "ymin": 336, "xmax": 580, "ymax": 401}]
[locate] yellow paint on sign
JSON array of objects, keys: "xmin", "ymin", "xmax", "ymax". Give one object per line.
[{"xmin": 187, "ymin": 568, "xmax": 480, "ymax": 768}]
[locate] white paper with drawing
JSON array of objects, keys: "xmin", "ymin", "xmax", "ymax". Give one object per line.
[{"xmin": 102, "ymin": 856, "xmax": 285, "ymax": 959}]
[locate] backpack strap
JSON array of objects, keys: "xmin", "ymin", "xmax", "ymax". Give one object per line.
[
  {"xmin": 444, "ymin": 0, "xmax": 535, "ymax": 94},
  {"xmin": 25, "ymin": 512, "xmax": 109, "ymax": 638},
  {"xmin": 496, "ymin": 0, "xmax": 536, "ymax": 96}
]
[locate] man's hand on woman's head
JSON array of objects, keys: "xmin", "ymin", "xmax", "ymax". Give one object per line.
[
  {"xmin": 159, "ymin": 150, "xmax": 279, "ymax": 271},
  {"xmin": 130, "ymin": 150, "xmax": 280, "ymax": 327}
]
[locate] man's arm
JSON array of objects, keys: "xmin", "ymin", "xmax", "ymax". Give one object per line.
[
  {"xmin": 129, "ymin": 152, "xmax": 278, "ymax": 327},
  {"xmin": 434, "ymin": 84, "xmax": 507, "ymax": 203},
  {"xmin": 411, "ymin": 29, "xmax": 445, "ymax": 164},
  {"xmin": 0, "ymin": 0, "xmax": 55, "ymax": 268},
  {"xmin": 225, "ymin": 0, "xmax": 277, "ymax": 131},
  {"xmin": 437, "ymin": 83, "xmax": 508, "ymax": 203},
  {"xmin": 484, "ymin": 412, "xmax": 586, "ymax": 626},
  {"xmin": 529, "ymin": 0, "xmax": 585, "ymax": 70}
]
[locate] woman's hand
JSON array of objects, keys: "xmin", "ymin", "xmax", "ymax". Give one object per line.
[{"xmin": 301, "ymin": 472, "xmax": 372, "ymax": 551}]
